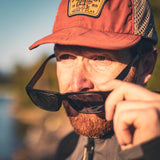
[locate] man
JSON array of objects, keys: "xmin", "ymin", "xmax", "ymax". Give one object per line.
[{"xmin": 27, "ymin": 0, "xmax": 160, "ymax": 159}]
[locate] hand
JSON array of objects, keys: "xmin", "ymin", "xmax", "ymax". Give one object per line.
[{"xmin": 105, "ymin": 80, "xmax": 160, "ymax": 150}]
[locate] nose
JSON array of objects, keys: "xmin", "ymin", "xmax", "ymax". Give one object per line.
[{"xmin": 70, "ymin": 58, "xmax": 94, "ymax": 92}]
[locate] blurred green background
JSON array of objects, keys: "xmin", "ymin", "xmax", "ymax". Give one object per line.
[
  {"xmin": 146, "ymin": 1, "xmax": 160, "ymax": 90},
  {"xmin": 0, "ymin": 0, "xmax": 160, "ymax": 159}
]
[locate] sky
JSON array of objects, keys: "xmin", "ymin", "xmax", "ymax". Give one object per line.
[{"xmin": 0, "ymin": 0, "xmax": 60, "ymax": 73}]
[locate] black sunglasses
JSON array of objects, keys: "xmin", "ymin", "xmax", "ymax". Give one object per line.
[{"xmin": 25, "ymin": 53, "xmax": 140, "ymax": 114}]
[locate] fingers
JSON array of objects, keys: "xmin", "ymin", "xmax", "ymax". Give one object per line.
[
  {"xmin": 114, "ymin": 107, "xmax": 160, "ymax": 149},
  {"xmin": 104, "ymin": 80, "xmax": 160, "ymax": 150},
  {"xmin": 105, "ymin": 80, "xmax": 160, "ymax": 121},
  {"xmin": 106, "ymin": 100, "xmax": 160, "ymax": 121},
  {"xmin": 104, "ymin": 80, "xmax": 158, "ymax": 101},
  {"xmin": 113, "ymin": 109, "xmax": 137, "ymax": 146}
]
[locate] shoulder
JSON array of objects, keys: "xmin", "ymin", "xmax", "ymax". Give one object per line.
[{"xmin": 53, "ymin": 131, "xmax": 80, "ymax": 160}]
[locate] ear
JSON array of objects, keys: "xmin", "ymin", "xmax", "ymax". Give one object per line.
[{"xmin": 136, "ymin": 48, "xmax": 157, "ymax": 85}]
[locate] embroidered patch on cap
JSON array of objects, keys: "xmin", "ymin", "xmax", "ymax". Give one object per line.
[{"xmin": 68, "ymin": 0, "xmax": 106, "ymax": 17}]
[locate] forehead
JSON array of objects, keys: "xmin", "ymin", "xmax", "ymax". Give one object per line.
[{"xmin": 54, "ymin": 44, "xmax": 132, "ymax": 58}]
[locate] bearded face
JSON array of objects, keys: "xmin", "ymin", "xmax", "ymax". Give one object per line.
[{"xmin": 56, "ymin": 45, "xmax": 136, "ymax": 138}]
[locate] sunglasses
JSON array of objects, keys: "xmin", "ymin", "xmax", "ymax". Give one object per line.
[{"xmin": 25, "ymin": 53, "xmax": 140, "ymax": 114}]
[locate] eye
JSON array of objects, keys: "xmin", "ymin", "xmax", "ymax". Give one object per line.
[
  {"xmin": 89, "ymin": 54, "xmax": 113, "ymax": 70},
  {"xmin": 92, "ymin": 55, "xmax": 107, "ymax": 61},
  {"xmin": 60, "ymin": 54, "xmax": 70, "ymax": 60},
  {"xmin": 96, "ymin": 56, "xmax": 106, "ymax": 61},
  {"xmin": 57, "ymin": 54, "xmax": 75, "ymax": 61}
]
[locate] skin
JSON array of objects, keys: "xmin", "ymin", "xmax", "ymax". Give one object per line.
[
  {"xmin": 105, "ymin": 80, "xmax": 160, "ymax": 150},
  {"xmin": 55, "ymin": 44, "xmax": 160, "ymax": 150}
]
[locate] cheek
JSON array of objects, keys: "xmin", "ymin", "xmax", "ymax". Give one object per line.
[
  {"xmin": 56, "ymin": 63, "xmax": 73, "ymax": 93},
  {"xmin": 91, "ymin": 63, "xmax": 126, "ymax": 90}
]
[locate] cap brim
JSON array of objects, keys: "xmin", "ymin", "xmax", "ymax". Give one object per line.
[{"xmin": 29, "ymin": 27, "xmax": 141, "ymax": 50}]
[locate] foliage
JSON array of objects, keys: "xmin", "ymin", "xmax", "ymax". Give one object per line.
[
  {"xmin": 11, "ymin": 54, "xmax": 59, "ymax": 110},
  {"xmin": 2, "ymin": 0, "xmax": 160, "ymax": 106},
  {"xmin": 146, "ymin": 1, "xmax": 160, "ymax": 91}
]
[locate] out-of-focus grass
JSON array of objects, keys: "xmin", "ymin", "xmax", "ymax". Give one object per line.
[
  {"xmin": 149, "ymin": 0, "xmax": 160, "ymax": 8},
  {"xmin": 146, "ymin": 1, "xmax": 160, "ymax": 91}
]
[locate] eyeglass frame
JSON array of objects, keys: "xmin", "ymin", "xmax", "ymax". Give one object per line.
[{"xmin": 25, "ymin": 52, "xmax": 140, "ymax": 113}]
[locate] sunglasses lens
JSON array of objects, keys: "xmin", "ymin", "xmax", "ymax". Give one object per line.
[
  {"xmin": 67, "ymin": 92, "xmax": 110, "ymax": 114},
  {"xmin": 26, "ymin": 89, "xmax": 61, "ymax": 111}
]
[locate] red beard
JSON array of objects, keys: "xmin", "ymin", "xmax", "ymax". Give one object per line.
[{"xmin": 63, "ymin": 101, "xmax": 113, "ymax": 138}]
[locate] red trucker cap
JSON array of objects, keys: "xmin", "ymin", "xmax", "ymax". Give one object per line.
[{"xmin": 29, "ymin": 0, "xmax": 158, "ymax": 50}]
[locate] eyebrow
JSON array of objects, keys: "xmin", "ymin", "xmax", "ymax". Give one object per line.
[{"xmin": 54, "ymin": 44, "xmax": 132, "ymax": 63}]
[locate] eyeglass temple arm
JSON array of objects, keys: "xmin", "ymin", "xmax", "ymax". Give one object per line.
[
  {"xmin": 116, "ymin": 53, "xmax": 140, "ymax": 80},
  {"xmin": 26, "ymin": 54, "xmax": 56, "ymax": 88}
]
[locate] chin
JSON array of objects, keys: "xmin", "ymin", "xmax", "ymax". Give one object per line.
[
  {"xmin": 69, "ymin": 114, "xmax": 113, "ymax": 138},
  {"xmin": 64, "ymin": 105, "xmax": 113, "ymax": 138}
]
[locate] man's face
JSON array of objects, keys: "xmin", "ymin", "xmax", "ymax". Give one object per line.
[{"xmin": 55, "ymin": 45, "xmax": 136, "ymax": 138}]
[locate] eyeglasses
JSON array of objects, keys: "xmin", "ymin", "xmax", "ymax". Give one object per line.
[{"xmin": 25, "ymin": 53, "xmax": 140, "ymax": 114}]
